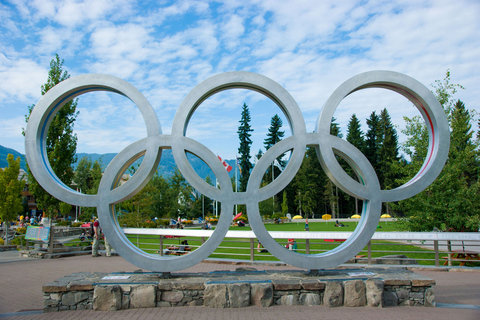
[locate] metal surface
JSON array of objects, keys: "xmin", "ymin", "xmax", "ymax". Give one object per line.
[{"xmin": 24, "ymin": 71, "xmax": 449, "ymax": 271}]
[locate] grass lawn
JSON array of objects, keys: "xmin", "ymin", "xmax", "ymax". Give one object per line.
[{"xmin": 68, "ymin": 221, "xmax": 477, "ymax": 267}]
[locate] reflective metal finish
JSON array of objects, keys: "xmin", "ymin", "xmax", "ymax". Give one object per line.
[{"xmin": 25, "ymin": 71, "xmax": 449, "ymax": 271}]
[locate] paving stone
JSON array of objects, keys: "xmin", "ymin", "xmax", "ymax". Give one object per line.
[
  {"xmin": 324, "ymin": 282, "xmax": 343, "ymax": 307},
  {"xmin": 204, "ymin": 283, "xmax": 227, "ymax": 308},
  {"xmin": 162, "ymin": 290, "xmax": 184, "ymax": 303},
  {"xmin": 344, "ymin": 280, "xmax": 366, "ymax": 307},
  {"xmin": 171, "ymin": 279, "xmax": 205, "ymax": 290},
  {"xmin": 251, "ymin": 283, "xmax": 273, "ymax": 307},
  {"xmin": 43, "ymin": 282, "xmax": 68, "ymax": 293},
  {"xmin": 157, "ymin": 301, "xmax": 171, "ymax": 307},
  {"xmin": 93, "ymin": 285, "xmax": 122, "ymax": 311},
  {"xmin": 301, "ymin": 280, "xmax": 325, "ymax": 290},
  {"xmin": 61, "ymin": 291, "xmax": 91, "ymax": 306},
  {"xmin": 299, "ymin": 293, "xmax": 320, "ymax": 306},
  {"xmin": 130, "ymin": 285, "xmax": 156, "ymax": 308},
  {"xmin": 366, "ymin": 278, "xmax": 383, "ymax": 307},
  {"xmin": 273, "ymin": 280, "xmax": 302, "ymax": 290},
  {"xmin": 68, "ymin": 280, "xmax": 94, "ymax": 291},
  {"xmin": 383, "ymin": 291, "xmax": 398, "ymax": 306},
  {"xmin": 425, "ymin": 288, "xmax": 436, "ymax": 307},
  {"xmin": 227, "ymin": 283, "xmax": 250, "ymax": 308},
  {"xmin": 279, "ymin": 294, "xmax": 299, "ymax": 305}
]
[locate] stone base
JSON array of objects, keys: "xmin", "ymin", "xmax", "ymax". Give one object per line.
[{"xmin": 42, "ymin": 267, "xmax": 435, "ymax": 312}]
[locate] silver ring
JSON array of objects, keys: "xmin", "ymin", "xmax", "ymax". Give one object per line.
[{"xmin": 25, "ymin": 71, "xmax": 449, "ymax": 271}]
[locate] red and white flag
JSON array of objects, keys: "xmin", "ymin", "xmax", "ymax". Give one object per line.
[{"xmin": 218, "ymin": 155, "xmax": 232, "ymax": 172}]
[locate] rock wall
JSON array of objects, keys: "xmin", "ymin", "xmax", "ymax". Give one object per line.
[{"xmin": 43, "ymin": 268, "xmax": 436, "ymax": 312}]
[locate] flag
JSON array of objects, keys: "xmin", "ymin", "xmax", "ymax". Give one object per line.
[{"xmin": 218, "ymin": 155, "xmax": 232, "ymax": 172}]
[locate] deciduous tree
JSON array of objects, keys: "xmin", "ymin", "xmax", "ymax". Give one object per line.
[
  {"xmin": 24, "ymin": 54, "xmax": 78, "ymax": 219},
  {"xmin": 0, "ymin": 154, "xmax": 25, "ymax": 243}
]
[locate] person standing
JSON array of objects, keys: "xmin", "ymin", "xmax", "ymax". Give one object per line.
[{"xmin": 92, "ymin": 219, "xmax": 111, "ymax": 257}]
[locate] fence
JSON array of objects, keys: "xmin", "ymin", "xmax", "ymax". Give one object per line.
[{"xmin": 123, "ymin": 228, "xmax": 480, "ymax": 268}]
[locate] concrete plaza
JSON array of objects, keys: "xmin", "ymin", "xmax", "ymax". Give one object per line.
[{"xmin": 0, "ymin": 250, "xmax": 478, "ymax": 320}]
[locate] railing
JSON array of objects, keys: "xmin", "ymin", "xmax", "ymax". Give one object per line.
[{"xmin": 123, "ymin": 228, "xmax": 480, "ymax": 268}]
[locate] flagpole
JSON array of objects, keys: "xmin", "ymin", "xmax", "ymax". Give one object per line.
[
  {"xmin": 235, "ymin": 155, "xmax": 238, "ymax": 215},
  {"xmin": 215, "ymin": 178, "xmax": 218, "ymax": 218}
]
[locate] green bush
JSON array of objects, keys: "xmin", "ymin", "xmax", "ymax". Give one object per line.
[
  {"xmin": 72, "ymin": 222, "xmax": 83, "ymax": 228},
  {"xmin": 11, "ymin": 237, "xmax": 22, "ymax": 246},
  {"xmin": 16, "ymin": 227, "xmax": 27, "ymax": 234},
  {"xmin": 57, "ymin": 221, "xmax": 71, "ymax": 226},
  {"xmin": 0, "ymin": 238, "xmax": 4, "ymax": 245},
  {"xmin": 142, "ymin": 220, "xmax": 156, "ymax": 228},
  {"xmin": 272, "ymin": 212, "xmax": 283, "ymax": 220},
  {"xmin": 78, "ymin": 213, "xmax": 93, "ymax": 222},
  {"xmin": 156, "ymin": 219, "xmax": 170, "ymax": 227}
]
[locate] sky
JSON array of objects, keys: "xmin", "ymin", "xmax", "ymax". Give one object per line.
[{"xmin": 1, "ymin": 0, "xmax": 479, "ymax": 162}]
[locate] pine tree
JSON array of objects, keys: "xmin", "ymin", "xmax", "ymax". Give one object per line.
[
  {"xmin": 237, "ymin": 103, "xmax": 253, "ymax": 192},
  {"xmin": 378, "ymin": 108, "xmax": 399, "ymax": 190},
  {"xmin": 346, "ymin": 114, "xmax": 365, "ymax": 215},
  {"xmin": 324, "ymin": 118, "xmax": 342, "ymax": 218},
  {"xmin": 396, "ymin": 72, "xmax": 479, "ymax": 231},
  {"xmin": 24, "ymin": 54, "xmax": 78, "ymax": 218},
  {"xmin": 365, "ymin": 111, "xmax": 381, "ymax": 172},
  {"xmin": 264, "ymin": 114, "xmax": 285, "ymax": 169},
  {"xmin": 346, "ymin": 114, "xmax": 365, "ymax": 151}
]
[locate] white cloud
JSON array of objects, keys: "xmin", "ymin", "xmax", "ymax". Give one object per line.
[
  {"xmin": 0, "ymin": 54, "xmax": 47, "ymax": 103},
  {"xmin": 1, "ymin": 0, "xmax": 479, "ymax": 160}
]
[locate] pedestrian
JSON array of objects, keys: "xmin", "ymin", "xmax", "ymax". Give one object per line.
[{"xmin": 92, "ymin": 219, "xmax": 111, "ymax": 257}]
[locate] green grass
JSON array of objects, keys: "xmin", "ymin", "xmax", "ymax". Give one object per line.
[
  {"xmin": 227, "ymin": 220, "xmax": 399, "ymax": 232},
  {"xmin": 65, "ymin": 221, "xmax": 478, "ymax": 267}
]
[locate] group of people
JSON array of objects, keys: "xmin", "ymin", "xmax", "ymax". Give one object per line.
[{"xmin": 15, "ymin": 214, "xmax": 43, "ymax": 226}]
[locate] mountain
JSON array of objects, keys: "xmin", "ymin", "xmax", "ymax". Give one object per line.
[
  {"xmin": 75, "ymin": 149, "xmax": 237, "ymax": 181},
  {"xmin": 0, "ymin": 145, "xmax": 26, "ymax": 170},
  {"xmin": 1, "ymin": 145, "xmax": 237, "ymax": 182}
]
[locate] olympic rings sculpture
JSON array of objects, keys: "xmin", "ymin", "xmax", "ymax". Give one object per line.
[{"xmin": 25, "ymin": 71, "xmax": 449, "ymax": 271}]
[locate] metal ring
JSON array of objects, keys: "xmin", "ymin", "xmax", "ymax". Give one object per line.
[{"xmin": 24, "ymin": 71, "xmax": 449, "ymax": 271}]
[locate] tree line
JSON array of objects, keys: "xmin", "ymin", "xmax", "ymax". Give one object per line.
[{"xmin": 1, "ymin": 54, "xmax": 478, "ymax": 233}]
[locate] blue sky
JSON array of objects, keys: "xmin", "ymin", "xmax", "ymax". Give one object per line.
[{"xmin": 1, "ymin": 0, "xmax": 479, "ymax": 160}]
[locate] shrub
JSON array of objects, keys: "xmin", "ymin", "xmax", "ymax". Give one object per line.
[
  {"xmin": 11, "ymin": 236, "xmax": 22, "ymax": 246},
  {"xmin": 16, "ymin": 227, "xmax": 27, "ymax": 234},
  {"xmin": 184, "ymin": 220, "xmax": 193, "ymax": 225},
  {"xmin": 142, "ymin": 220, "xmax": 156, "ymax": 228},
  {"xmin": 78, "ymin": 213, "xmax": 92, "ymax": 222},
  {"xmin": 72, "ymin": 222, "xmax": 83, "ymax": 228},
  {"xmin": 0, "ymin": 238, "xmax": 4, "ymax": 246},
  {"xmin": 272, "ymin": 212, "xmax": 283, "ymax": 220},
  {"xmin": 57, "ymin": 221, "xmax": 71, "ymax": 226},
  {"xmin": 156, "ymin": 219, "xmax": 170, "ymax": 227}
]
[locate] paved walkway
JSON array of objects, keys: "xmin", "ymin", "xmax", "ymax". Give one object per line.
[{"xmin": 0, "ymin": 251, "xmax": 479, "ymax": 319}]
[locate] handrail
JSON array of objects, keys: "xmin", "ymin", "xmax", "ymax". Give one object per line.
[{"xmin": 123, "ymin": 228, "xmax": 480, "ymax": 241}]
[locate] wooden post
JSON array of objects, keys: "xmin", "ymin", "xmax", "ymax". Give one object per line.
[
  {"xmin": 159, "ymin": 235, "xmax": 163, "ymax": 256},
  {"xmin": 367, "ymin": 241, "xmax": 372, "ymax": 265},
  {"xmin": 306, "ymin": 239, "xmax": 310, "ymax": 254},
  {"xmin": 250, "ymin": 238, "xmax": 254, "ymax": 261},
  {"xmin": 434, "ymin": 240, "xmax": 439, "ymax": 267},
  {"xmin": 48, "ymin": 225, "xmax": 54, "ymax": 254}
]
